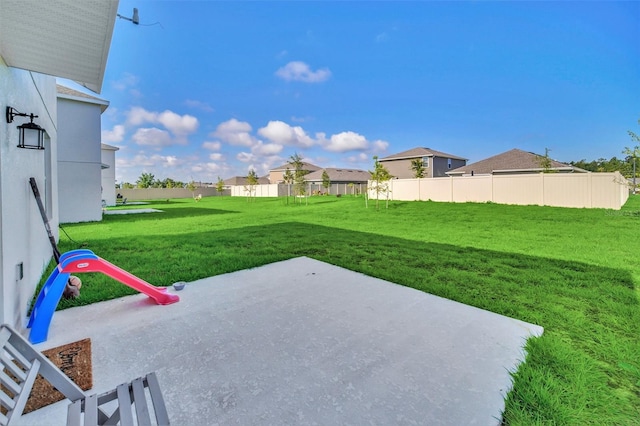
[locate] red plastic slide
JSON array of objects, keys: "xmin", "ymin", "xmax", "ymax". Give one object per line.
[{"xmin": 62, "ymin": 256, "xmax": 180, "ymax": 305}]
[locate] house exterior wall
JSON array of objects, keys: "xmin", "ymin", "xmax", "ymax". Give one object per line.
[
  {"xmin": 433, "ymin": 157, "xmax": 466, "ymax": 177},
  {"xmin": 369, "ymin": 172, "xmax": 629, "ymax": 210},
  {"xmin": 380, "ymin": 157, "xmax": 466, "ymax": 179},
  {"xmin": 57, "ymin": 97, "xmax": 103, "ymax": 223},
  {"xmin": 379, "ymin": 158, "xmax": 421, "ymax": 179},
  {"xmin": 269, "ymin": 170, "xmax": 286, "ymax": 183},
  {"xmin": 231, "ymin": 184, "xmax": 282, "ymax": 197},
  {"xmin": 101, "ymin": 146, "xmax": 117, "ymax": 206},
  {"xmin": 0, "ymin": 62, "xmax": 59, "ymax": 328}
]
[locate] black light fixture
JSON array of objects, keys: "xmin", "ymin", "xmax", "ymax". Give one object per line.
[{"xmin": 6, "ymin": 106, "xmax": 45, "ymax": 150}]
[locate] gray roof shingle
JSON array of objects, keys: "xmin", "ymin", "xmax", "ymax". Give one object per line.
[
  {"xmin": 305, "ymin": 168, "xmax": 371, "ymax": 182},
  {"xmin": 447, "ymin": 148, "xmax": 585, "ymax": 175},
  {"xmin": 380, "ymin": 147, "xmax": 467, "ymax": 161},
  {"xmin": 270, "ymin": 162, "xmax": 321, "ymax": 172}
]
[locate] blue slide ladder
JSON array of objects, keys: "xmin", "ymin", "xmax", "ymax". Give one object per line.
[{"xmin": 27, "ymin": 249, "xmax": 97, "ymax": 344}]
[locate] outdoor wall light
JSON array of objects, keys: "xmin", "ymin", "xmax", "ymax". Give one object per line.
[{"xmin": 6, "ymin": 106, "xmax": 45, "ymax": 150}]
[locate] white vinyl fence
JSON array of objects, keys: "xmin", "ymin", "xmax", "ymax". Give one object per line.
[
  {"xmin": 368, "ymin": 172, "xmax": 629, "ymax": 210},
  {"xmin": 230, "ymin": 183, "xmax": 367, "ymax": 197},
  {"xmin": 119, "ymin": 187, "xmax": 229, "ymax": 200}
]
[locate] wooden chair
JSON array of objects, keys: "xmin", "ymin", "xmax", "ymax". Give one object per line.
[{"xmin": 0, "ymin": 324, "xmax": 169, "ymax": 425}]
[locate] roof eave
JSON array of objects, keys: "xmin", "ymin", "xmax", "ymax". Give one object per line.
[{"xmin": 0, "ymin": 1, "xmax": 119, "ymax": 94}]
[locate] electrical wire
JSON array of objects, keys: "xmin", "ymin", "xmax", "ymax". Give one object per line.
[{"xmin": 59, "ymin": 224, "xmax": 87, "ymax": 248}]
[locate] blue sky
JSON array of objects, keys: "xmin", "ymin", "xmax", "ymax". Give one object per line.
[{"xmin": 82, "ymin": 1, "xmax": 639, "ymax": 184}]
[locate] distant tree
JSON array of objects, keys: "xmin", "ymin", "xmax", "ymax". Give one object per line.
[
  {"xmin": 321, "ymin": 170, "xmax": 331, "ymax": 194},
  {"xmin": 216, "ymin": 176, "xmax": 225, "ymax": 196},
  {"xmin": 186, "ymin": 180, "xmax": 197, "ymax": 198},
  {"xmin": 160, "ymin": 178, "xmax": 179, "ymax": 189},
  {"xmin": 136, "ymin": 172, "xmax": 155, "ymax": 188},
  {"xmin": 122, "ymin": 182, "xmax": 134, "ymax": 189},
  {"xmin": 410, "ymin": 158, "xmax": 426, "ymax": 201},
  {"xmin": 348, "ymin": 182, "xmax": 355, "ymax": 197},
  {"xmin": 369, "ymin": 156, "xmax": 392, "ymax": 209},
  {"xmin": 245, "ymin": 169, "xmax": 259, "ymax": 202},
  {"xmin": 538, "ymin": 148, "xmax": 556, "ymax": 173},
  {"xmin": 290, "ymin": 153, "xmax": 308, "ymax": 204}
]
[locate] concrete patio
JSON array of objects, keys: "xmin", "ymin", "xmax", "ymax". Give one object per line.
[{"xmin": 19, "ymin": 257, "xmax": 543, "ymax": 425}]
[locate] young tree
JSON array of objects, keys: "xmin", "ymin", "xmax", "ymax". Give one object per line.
[
  {"xmin": 245, "ymin": 169, "xmax": 259, "ymax": 202},
  {"xmin": 321, "ymin": 170, "xmax": 331, "ymax": 195},
  {"xmin": 369, "ymin": 156, "xmax": 392, "ymax": 209},
  {"xmin": 216, "ymin": 176, "xmax": 225, "ymax": 196},
  {"xmin": 538, "ymin": 148, "xmax": 555, "ymax": 173},
  {"xmin": 410, "ymin": 158, "xmax": 426, "ymax": 200},
  {"xmin": 283, "ymin": 168, "xmax": 293, "ymax": 204},
  {"xmin": 410, "ymin": 158, "xmax": 425, "ymax": 178},
  {"xmin": 624, "ymin": 118, "xmax": 640, "ymax": 193},
  {"xmin": 186, "ymin": 180, "xmax": 197, "ymax": 198},
  {"xmin": 290, "ymin": 153, "xmax": 308, "ymax": 204}
]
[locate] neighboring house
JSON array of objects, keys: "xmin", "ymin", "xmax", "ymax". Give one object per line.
[
  {"xmin": 224, "ymin": 176, "xmax": 270, "ymax": 186},
  {"xmin": 0, "ymin": 2, "xmax": 117, "ymax": 328},
  {"xmin": 378, "ymin": 147, "xmax": 467, "ymax": 179},
  {"xmin": 447, "ymin": 148, "xmax": 587, "ymax": 176},
  {"xmin": 57, "ymin": 85, "xmax": 110, "ymax": 222},
  {"xmin": 305, "ymin": 168, "xmax": 370, "ymax": 184},
  {"xmin": 102, "ymin": 143, "xmax": 120, "ymax": 206},
  {"xmin": 305, "ymin": 168, "xmax": 371, "ymax": 195},
  {"xmin": 269, "ymin": 161, "xmax": 322, "ymax": 183}
]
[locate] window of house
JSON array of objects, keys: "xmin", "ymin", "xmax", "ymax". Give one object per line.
[
  {"xmin": 422, "ymin": 156, "xmax": 429, "ymax": 167},
  {"xmin": 447, "ymin": 158, "xmax": 452, "ymax": 169}
]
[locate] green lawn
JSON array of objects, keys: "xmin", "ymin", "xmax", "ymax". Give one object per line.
[{"xmin": 52, "ymin": 195, "xmax": 640, "ymax": 425}]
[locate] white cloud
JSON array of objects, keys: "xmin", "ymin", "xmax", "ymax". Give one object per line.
[
  {"xmin": 212, "ymin": 119, "xmax": 255, "ymax": 146},
  {"xmin": 371, "ymin": 139, "xmax": 389, "ymax": 152},
  {"xmin": 126, "ymin": 107, "xmax": 198, "ymax": 139},
  {"xmin": 258, "ymin": 121, "xmax": 314, "ymax": 148},
  {"xmin": 132, "ymin": 128, "xmax": 175, "ymax": 147},
  {"xmin": 111, "ymin": 72, "xmax": 139, "ymax": 91},
  {"xmin": 102, "ymin": 124, "xmax": 125, "ymax": 143},
  {"xmin": 291, "ymin": 115, "xmax": 312, "ymax": 123},
  {"xmin": 127, "ymin": 107, "xmax": 157, "ymax": 126},
  {"xmin": 275, "ymin": 61, "xmax": 331, "ymax": 83},
  {"xmin": 252, "ymin": 141, "xmax": 283, "ymax": 156},
  {"xmin": 375, "ymin": 32, "xmax": 389, "ymax": 43},
  {"xmin": 184, "ymin": 99, "xmax": 214, "ymax": 112},
  {"xmin": 202, "ymin": 141, "xmax": 221, "ymax": 151},
  {"xmin": 237, "ymin": 152, "xmax": 257, "ymax": 163},
  {"xmin": 164, "ymin": 155, "xmax": 179, "ymax": 167},
  {"xmin": 209, "ymin": 153, "xmax": 224, "ymax": 161},
  {"xmin": 324, "ymin": 131, "xmax": 369, "ymax": 153},
  {"xmin": 347, "ymin": 152, "xmax": 370, "ymax": 163},
  {"xmin": 157, "ymin": 110, "xmax": 198, "ymax": 136}
]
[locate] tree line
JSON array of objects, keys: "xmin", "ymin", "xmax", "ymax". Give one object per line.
[{"xmin": 119, "ymin": 173, "xmax": 225, "ymax": 194}]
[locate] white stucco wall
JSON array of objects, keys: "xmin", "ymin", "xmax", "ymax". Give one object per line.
[
  {"xmin": 57, "ymin": 97, "xmax": 103, "ymax": 223},
  {"xmin": 101, "ymin": 144, "xmax": 118, "ymax": 206},
  {"xmin": 0, "ymin": 59, "xmax": 59, "ymax": 328}
]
